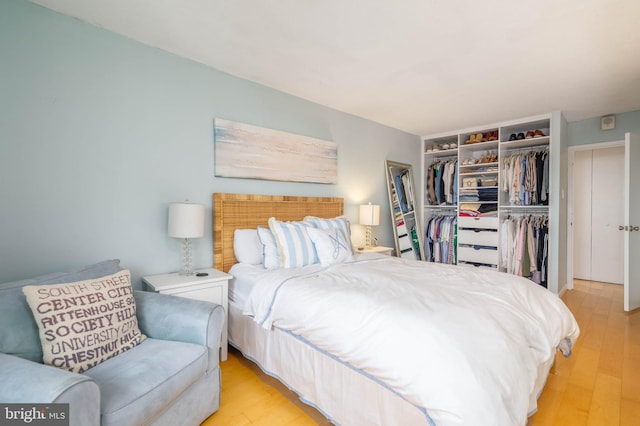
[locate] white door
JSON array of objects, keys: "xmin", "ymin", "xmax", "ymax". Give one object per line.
[
  {"xmin": 571, "ymin": 147, "xmax": 624, "ymax": 284},
  {"xmin": 624, "ymin": 132, "xmax": 640, "ymax": 311},
  {"xmin": 591, "ymin": 146, "xmax": 624, "ymax": 284}
]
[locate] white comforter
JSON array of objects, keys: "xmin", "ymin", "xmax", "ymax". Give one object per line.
[{"xmin": 243, "ymin": 255, "xmax": 579, "ymax": 426}]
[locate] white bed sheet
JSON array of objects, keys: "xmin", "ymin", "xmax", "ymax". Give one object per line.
[
  {"xmin": 228, "ymin": 254, "xmax": 383, "ymax": 305},
  {"xmin": 228, "ymin": 300, "xmax": 430, "ymax": 426},
  {"xmin": 227, "ymin": 263, "xmax": 266, "ymax": 306},
  {"xmin": 241, "ymin": 255, "xmax": 579, "ymax": 426}
]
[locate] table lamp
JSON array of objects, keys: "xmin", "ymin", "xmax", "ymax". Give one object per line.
[
  {"xmin": 168, "ymin": 202, "xmax": 205, "ymax": 275},
  {"xmin": 359, "ymin": 202, "xmax": 380, "ymax": 248}
]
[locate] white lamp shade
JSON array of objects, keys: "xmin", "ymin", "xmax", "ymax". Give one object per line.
[
  {"xmin": 359, "ymin": 203, "xmax": 380, "ymax": 226},
  {"xmin": 168, "ymin": 203, "xmax": 205, "ymax": 238}
]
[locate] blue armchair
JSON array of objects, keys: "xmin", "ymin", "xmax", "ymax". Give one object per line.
[{"xmin": 0, "ymin": 260, "xmax": 224, "ymax": 426}]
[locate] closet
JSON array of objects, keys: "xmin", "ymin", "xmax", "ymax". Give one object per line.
[{"xmin": 421, "ymin": 113, "xmax": 568, "ymax": 294}]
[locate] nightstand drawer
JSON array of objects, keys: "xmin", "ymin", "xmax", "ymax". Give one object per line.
[
  {"xmin": 458, "ymin": 229, "xmax": 498, "ymax": 246},
  {"xmin": 458, "ymin": 245, "xmax": 498, "ymax": 265},
  {"xmin": 162, "ymin": 283, "xmax": 223, "ymax": 306}
]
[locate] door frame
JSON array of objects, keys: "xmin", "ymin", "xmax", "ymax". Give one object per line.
[{"xmin": 567, "ymin": 139, "xmax": 625, "ymax": 289}]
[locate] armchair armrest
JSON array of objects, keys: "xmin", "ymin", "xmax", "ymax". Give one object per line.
[
  {"xmin": 0, "ymin": 353, "xmax": 100, "ymax": 426},
  {"xmin": 134, "ymin": 290, "xmax": 225, "ymax": 366}
]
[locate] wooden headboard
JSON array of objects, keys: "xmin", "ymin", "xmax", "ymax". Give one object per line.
[{"xmin": 213, "ymin": 193, "xmax": 344, "ymax": 272}]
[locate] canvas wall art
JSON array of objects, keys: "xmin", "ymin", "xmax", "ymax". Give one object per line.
[{"xmin": 214, "ymin": 118, "xmax": 337, "ymax": 184}]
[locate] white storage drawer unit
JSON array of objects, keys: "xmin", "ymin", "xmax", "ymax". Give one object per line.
[
  {"xmin": 458, "ymin": 216, "xmax": 499, "ymax": 230},
  {"xmin": 458, "ymin": 245, "xmax": 499, "ymax": 266},
  {"xmin": 459, "ymin": 261, "xmax": 497, "ymax": 270},
  {"xmin": 458, "ymin": 229, "xmax": 499, "ymax": 246}
]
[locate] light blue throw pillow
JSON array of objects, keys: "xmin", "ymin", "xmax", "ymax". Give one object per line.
[
  {"xmin": 307, "ymin": 227, "xmax": 353, "ymax": 266},
  {"xmin": 268, "ymin": 218, "xmax": 318, "ymax": 269},
  {"xmin": 304, "ymin": 215, "xmax": 354, "ymax": 253}
]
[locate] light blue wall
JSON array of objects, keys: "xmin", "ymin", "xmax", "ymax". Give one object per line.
[
  {"xmin": 3, "ymin": 1, "xmax": 636, "ymax": 288},
  {"xmin": 568, "ymin": 110, "xmax": 640, "ymax": 146},
  {"xmin": 0, "ymin": 0, "xmax": 420, "ymax": 286}
]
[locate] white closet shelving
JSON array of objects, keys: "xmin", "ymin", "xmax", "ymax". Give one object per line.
[
  {"xmin": 458, "ymin": 130, "xmax": 500, "ymax": 269},
  {"xmin": 423, "ymin": 136, "xmax": 458, "ymax": 264},
  {"xmin": 421, "ymin": 113, "xmax": 569, "ymax": 295}
]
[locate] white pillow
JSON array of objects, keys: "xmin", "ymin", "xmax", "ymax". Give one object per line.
[
  {"xmin": 233, "ymin": 229, "xmax": 263, "ymax": 265},
  {"xmin": 257, "ymin": 226, "xmax": 280, "ymax": 269},
  {"xmin": 304, "ymin": 215, "xmax": 354, "ymax": 253},
  {"xmin": 268, "ymin": 217, "xmax": 318, "ymax": 268},
  {"xmin": 307, "ymin": 227, "xmax": 353, "ymax": 266}
]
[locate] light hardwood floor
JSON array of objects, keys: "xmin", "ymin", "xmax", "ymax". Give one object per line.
[
  {"xmin": 203, "ymin": 347, "xmax": 330, "ymax": 426},
  {"xmin": 528, "ymin": 280, "xmax": 640, "ymax": 425},
  {"xmin": 204, "ymin": 280, "xmax": 640, "ymax": 425}
]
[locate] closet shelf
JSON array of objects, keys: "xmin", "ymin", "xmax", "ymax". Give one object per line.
[
  {"xmin": 424, "ymin": 150, "xmax": 458, "ymax": 159},
  {"xmin": 424, "ymin": 204, "xmax": 457, "ymax": 209},
  {"xmin": 500, "ymin": 204, "xmax": 549, "ymax": 210},
  {"xmin": 459, "ymin": 201, "xmax": 498, "ymax": 204},
  {"xmin": 460, "ymin": 162, "xmax": 499, "ymax": 169},
  {"xmin": 459, "ymin": 171, "xmax": 498, "ymax": 177},
  {"xmin": 501, "ymin": 137, "xmax": 549, "ymax": 150},
  {"xmin": 459, "ymin": 141, "xmax": 499, "ymax": 152}
]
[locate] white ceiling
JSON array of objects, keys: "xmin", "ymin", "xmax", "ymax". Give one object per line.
[{"xmin": 29, "ymin": 0, "xmax": 640, "ymax": 135}]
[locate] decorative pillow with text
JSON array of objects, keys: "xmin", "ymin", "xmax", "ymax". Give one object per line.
[{"xmin": 22, "ymin": 269, "xmax": 146, "ymax": 373}]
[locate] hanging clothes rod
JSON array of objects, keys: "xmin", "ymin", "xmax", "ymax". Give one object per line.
[
  {"xmin": 424, "ymin": 204, "xmax": 457, "ymax": 209},
  {"xmin": 501, "ymin": 205, "xmax": 548, "ymax": 210},
  {"xmin": 430, "ymin": 155, "xmax": 458, "ymax": 162},
  {"xmin": 501, "ymin": 145, "xmax": 549, "ymax": 155},
  {"xmin": 433, "ymin": 211, "xmax": 458, "ymax": 216}
]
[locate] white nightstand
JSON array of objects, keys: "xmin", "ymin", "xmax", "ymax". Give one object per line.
[
  {"xmin": 142, "ymin": 268, "xmax": 231, "ymax": 361},
  {"xmin": 355, "ymin": 246, "xmax": 394, "ymax": 256}
]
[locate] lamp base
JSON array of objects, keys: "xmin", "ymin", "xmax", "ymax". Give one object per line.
[
  {"xmin": 179, "ymin": 238, "xmax": 194, "ymax": 276},
  {"xmin": 365, "ymin": 226, "xmax": 373, "ymax": 248}
]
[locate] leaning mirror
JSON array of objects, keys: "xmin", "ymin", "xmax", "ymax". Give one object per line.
[{"xmin": 385, "ymin": 160, "xmax": 424, "ymax": 260}]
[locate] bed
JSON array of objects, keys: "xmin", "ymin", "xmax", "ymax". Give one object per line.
[{"xmin": 213, "ymin": 192, "xmax": 580, "ymax": 426}]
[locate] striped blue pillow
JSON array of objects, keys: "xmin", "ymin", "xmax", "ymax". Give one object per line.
[
  {"xmin": 268, "ymin": 218, "xmax": 319, "ymax": 268},
  {"xmin": 304, "ymin": 216, "xmax": 354, "ymax": 253}
]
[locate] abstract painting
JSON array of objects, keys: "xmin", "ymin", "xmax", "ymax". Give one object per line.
[{"xmin": 214, "ymin": 118, "xmax": 337, "ymax": 184}]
